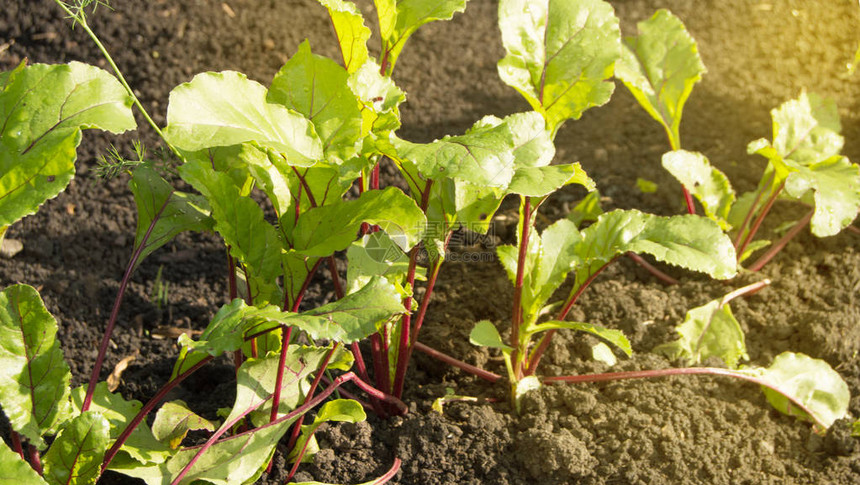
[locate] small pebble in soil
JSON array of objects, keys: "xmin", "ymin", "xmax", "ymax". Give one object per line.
[{"xmin": 0, "ymin": 238, "xmax": 23, "ymax": 258}]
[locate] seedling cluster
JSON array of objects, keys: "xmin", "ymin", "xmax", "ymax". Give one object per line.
[{"xmin": 0, "ymin": 1, "xmax": 856, "ymax": 484}]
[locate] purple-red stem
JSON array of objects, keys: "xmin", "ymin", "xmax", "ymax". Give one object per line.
[
  {"xmin": 27, "ymin": 444, "xmax": 42, "ymax": 475},
  {"xmin": 390, "ymin": 179, "xmax": 434, "ymax": 399},
  {"xmin": 525, "ymin": 259, "xmax": 618, "ymax": 375},
  {"xmin": 510, "ymin": 197, "xmax": 533, "ymax": 379},
  {"xmin": 733, "ymin": 172, "xmax": 776, "ymax": 249},
  {"xmin": 626, "ymin": 252, "xmax": 679, "ymax": 285},
  {"xmin": 289, "ymin": 259, "xmax": 324, "ymax": 313},
  {"xmin": 351, "ymin": 342, "xmax": 386, "ymax": 416},
  {"xmin": 542, "ymin": 366, "xmax": 826, "ymax": 430},
  {"xmin": 736, "ymin": 182, "xmax": 784, "ymax": 262},
  {"xmin": 10, "ymin": 430, "xmax": 24, "ymax": 460},
  {"xmin": 102, "ymin": 356, "xmax": 213, "ymax": 470},
  {"xmin": 226, "ymin": 252, "xmax": 237, "ymax": 300},
  {"xmin": 847, "ymin": 225, "xmax": 860, "ymax": 235},
  {"xmin": 171, "ymin": 372, "xmax": 405, "ymax": 485},
  {"xmin": 682, "ymin": 187, "xmax": 696, "ymax": 215},
  {"xmin": 328, "ymin": 256, "xmax": 344, "ymax": 300},
  {"xmin": 747, "ymin": 209, "xmax": 814, "ymax": 272},
  {"xmin": 82, "ymin": 196, "xmax": 170, "ymax": 412},
  {"xmin": 413, "ymin": 341, "xmax": 502, "ymax": 383}
]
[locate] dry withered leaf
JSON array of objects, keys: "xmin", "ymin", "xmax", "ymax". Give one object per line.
[{"xmin": 107, "ymin": 351, "xmax": 139, "ymax": 392}]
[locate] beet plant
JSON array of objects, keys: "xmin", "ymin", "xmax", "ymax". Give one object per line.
[{"xmin": 616, "ymin": 9, "xmax": 860, "ymax": 271}]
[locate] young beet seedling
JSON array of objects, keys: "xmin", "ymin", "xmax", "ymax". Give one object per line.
[{"xmin": 616, "ymin": 9, "xmax": 860, "ymax": 271}]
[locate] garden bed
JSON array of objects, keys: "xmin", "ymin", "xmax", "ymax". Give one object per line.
[{"xmin": 1, "ymin": 0, "xmax": 859, "ymax": 483}]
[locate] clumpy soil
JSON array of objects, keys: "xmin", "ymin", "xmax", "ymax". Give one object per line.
[{"xmin": 2, "ymin": 0, "xmax": 860, "ymax": 483}]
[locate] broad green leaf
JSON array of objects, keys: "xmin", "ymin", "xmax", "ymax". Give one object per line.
[
  {"xmin": 152, "ymin": 400, "xmax": 217, "ymax": 449},
  {"xmin": 0, "ymin": 61, "xmax": 135, "ymax": 229},
  {"xmin": 528, "ymin": 320, "xmax": 631, "ymax": 356},
  {"xmin": 567, "ymin": 190, "xmax": 604, "ymax": 227},
  {"xmin": 615, "ymin": 10, "xmax": 705, "ymax": 149},
  {"xmin": 317, "ymin": 0, "xmax": 371, "ymax": 73},
  {"xmin": 179, "ymin": 160, "xmax": 283, "ymax": 305},
  {"xmin": 0, "ymin": 284, "xmax": 71, "ymax": 449},
  {"xmin": 228, "ymin": 348, "xmax": 335, "ymax": 430},
  {"xmin": 748, "ymin": 92, "xmax": 843, "ymax": 168},
  {"xmin": 783, "ymin": 156, "xmax": 860, "ymax": 237},
  {"xmin": 375, "ymin": 0, "xmax": 469, "ymax": 74},
  {"xmin": 508, "ymin": 163, "xmax": 594, "ymax": 197},
  {"xmin": 662, "ymin": 150, "xmax": 735, "ymax": 230},
  {"xmin": 269, "ymin": 41, "xmax": 363, "ymax": 162},
  {"xmin": 751, "ymin": 352, "xmax": 849, "ymax": 429},
  {"xmin": 348, "ymin": 59, "xmax": 406, "ymax": 135},
  {"xmin": 70, "ymin": 383, "xmax": 171, "ymax": 465},
  {"xmin": 171, "ymin": 300, "xmax": 289, "ymax": 378},
  {"xmin": 290, "ymin": 186, "xmax": 426, "ymax": 256},
  {"xmin": 345, "ymin": 232, "xmax": 416, "ymax": 294},
  {"xmin": 43, "ymin": 411, "xmax": 110, "ymax": 485},
  {"xmin": 497, "ymin": 0, "xmax": 621, "ymax": 135},
  {"xmin": 283, "ymin": 277, "xmax": 405, "ymax": 344},
  {"xmin": 287, "ymin": 399, "xmax": 365, "ymax": 464},
  {"xmin": 521, "ymin": 219, "xmax": 582, "ymax": 322},
  {"xmin": 388, "ymin": 122, "xmax": 516, "ymax": 187},
  {"xmin": 496, "ymin": 244, "xmax": 519, "ymax": 284},
  {"xmin": 129, "ymin": 165, "xmax": 213, "ymax": 269},
  {"xmin": 469, "ymin": 320, "xmax": 512, "ymax": 352},
  {"xmin": 163, "ymin": 71, "xmax": 323, "ymax": 166},
  {"xmin": 576, "ymin": 210, "xmax": 738, "ymax": 287},
  {"xmin": 472, "ymin": 111, "xmax": 554, "ymax": 168},
  {"xmin": 654, "ymin": 299, "xmax": 747, "ymax": 369},
  {"xmin": 111, "ymin": 411, "xmax": 294, "ymax": 485},
  {"xmin": 0, "ymin": 440, "xmax": 49, "ymax": 484}
]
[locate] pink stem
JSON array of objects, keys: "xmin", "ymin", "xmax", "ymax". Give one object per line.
[
  {"xmin": 83, "ymin": 195, "xmax": 170, "ymax": 412},
  {"xmin": 737, "ymin": 181, "xmax": 784, "ymax": 260},
  {"xmin": 683, "ymin": 187, "xmax": 696, "ymax": 215},
  {"xmin": 747, "ymin": 209, "xmax": 813, "ymax": 272},
  {"xmin": 27, "ymin": 444, "xmax": 42, "ymax": 475},
  {"xmin": 413, "ymin": 341, "xmax": 502, "ymax": 383},
  {"xmin": 102, "ymin": 356, "xmax": 213, "ymax": 470},
  {"xmin": 626, "ymin": 252, "xmax": 679, "ymax": 285}
]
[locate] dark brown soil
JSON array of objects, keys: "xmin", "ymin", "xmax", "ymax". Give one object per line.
[{"xmin": 2, "ymin": 0, "xmax": 860, "ymax": 484}]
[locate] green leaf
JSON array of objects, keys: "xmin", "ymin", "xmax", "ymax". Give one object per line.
[
  {"xmin": 0, "ymin": 61, "xmax": 136, "ymax": 229},
  {"xmin": 163, "ymin": 71, "xmax": 323, "ymax": 166},
  {"xmin": 129, "ymin": 165, "xmax": 213, "ymax": 269},
  {"xmin": 752, "ymin": 352, "xmax": 849, "ymax": 429},
  {"xmin": 348, "ymin": 59, "xmax": 406, "ymax": 135},
  {"xmin": 346, "ymin": 232, "xmax": 415, "ymax": 294},
  {"xmin": 783, "ymin": 156, "xmax": 860, "ymax": 237},
  {"xmin": 172, "ymin": 300, "xmax": 289, "ymax": 378},
  {"xmin": 654, "ymin": 299, "xmax": 748, "ymax": 369},
  {"xmin": 284, "ymin": 277, "xmax": 405, "ymax": 344},
  {"xmin": 375, "ymin": 0, "xmax": 469, "ymax": 74},
  {"xmin": 0, "ymin": 284, "xmax": 72, "ymax": 449},
  {"xmin": 528, "ymin": 320, "xmax": 631, "ymax": 357},
  {"xmin": 508, "ymin": 163, "xmax": 594, "ymax": 197},
  {"xmin": 152, "ymin": 400, "xmax": 217, "ymax": 449},
  {"xmin": 469, "ymin": 320, "xmax": 512, "ymax": 352},
  {"xmin": 269, "ymin": 41, "xmax": 363, "ymax": 162},
  {"xmin": 43, "ymin": 411, "xmax": 110, "ymax": 485},
  {"xmin": 290, "ymin": 186, "xmax": 426, "ymax": 257},
  {"xmin": 521, "ymin": 219, "xmax": 582, "ymax": 322},
  {"xmin": 662, "ymin": 150, "xmax": 735, "ymax": 230},
  {"xmin": 179, "ymin": 159, "xmax": 284, "ymax": 305},
  {"xmin": 748, "ymin": 92, "xmax": 843, "ymax": 168},
  {"xmin": 567, "ymin": 190, "xmax": 604, "ymax": 227},
  {"xmin": 0, "ymin": 440, "xmax": 49, "ymax": 484},
  {"xmin": 287, "ymin": 399, "xmax": 365, "ymax": 464},
  {"xmin": 635, "ymin": 178, "xmax": 657, "ymax": 194},
  {"xmin": 388, "ymin": 122, "xmax": 516, "ymax": 187},
  {"xmin": 316, "ymin": 0, "xmax": 371, "ymax": 73},
  {"xmin": 70, "ymin": 383, "xmax": 171, "ymax": 465},
  {"xmin": 615, "ymin": 9, "xmax": 705, "ymax": 149},
  {"xmin": 576, "ymin": 210, "xmax": 738, "ymax": 286},
  {"xmin": 496, "ymin": 244, "xmax": 519, "ymax": 284},
  {"xmin": 591, "ymin": 342, "xmax": 616, "ymax": 366},
  {"xmin": 497, "ymin": 0, "xmax": 621, "ymax": 135}
]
